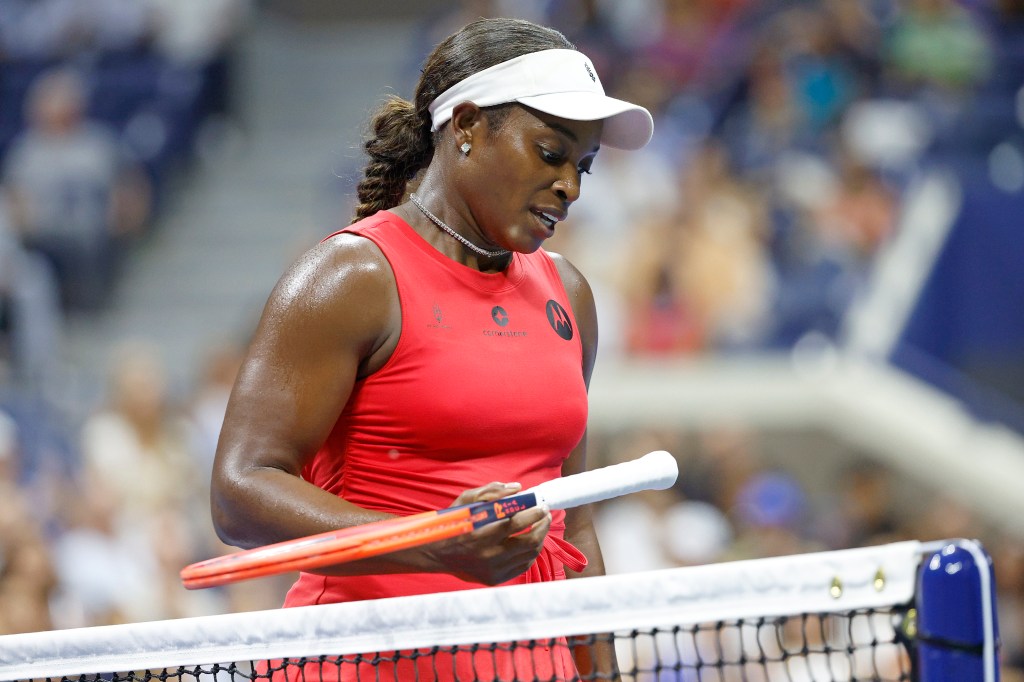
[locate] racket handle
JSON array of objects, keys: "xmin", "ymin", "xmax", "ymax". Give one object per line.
[{"xmin": 526, "ymin": 450, "xmax": 678, "ymax": 510}]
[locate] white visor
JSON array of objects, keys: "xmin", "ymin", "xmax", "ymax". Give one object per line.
[{"xmin": 428, "ymin": 48, "xmax": 654, "ymax": 151}]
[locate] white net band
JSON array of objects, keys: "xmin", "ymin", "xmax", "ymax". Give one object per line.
[{"xmin": 0, "ymin": 541, "xmax": 924, "ymax": 680}]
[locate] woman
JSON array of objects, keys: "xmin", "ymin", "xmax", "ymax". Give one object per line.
[{"xmin": 211, "ymin": 16, "xmax": 653, "ymax": 680}]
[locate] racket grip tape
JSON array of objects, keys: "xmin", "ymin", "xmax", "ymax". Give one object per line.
[{"xmin": 526, "ymin": 450, "xmax": 678, "ymax": 510}]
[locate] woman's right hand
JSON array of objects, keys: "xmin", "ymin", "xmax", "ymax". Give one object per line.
[{"xmin": 423, "ymin": 482, "xmax": 552, "ymax": 585}]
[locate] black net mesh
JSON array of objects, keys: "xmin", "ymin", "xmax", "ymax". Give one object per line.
[{"xmin": 22, "ymin": 606, "xmax": 915, "ymax": 682}]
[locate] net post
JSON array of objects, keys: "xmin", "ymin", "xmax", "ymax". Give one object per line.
[{"xmin": 916, "ymin": 539, "xmax": 1000, "ymax": 682}]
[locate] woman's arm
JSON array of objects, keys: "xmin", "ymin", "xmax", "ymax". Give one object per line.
[
  {"xmin": 211, "ymin": 233, "xmax": 550, "ymax": 584},
  {"xmin": 211, "ymin": 235, "xmax": 399, "ymax": 549}
]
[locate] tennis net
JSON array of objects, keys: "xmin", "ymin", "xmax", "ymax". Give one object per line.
[{"xmin": 0, "ymin": 539, "xmax": 998, "ymax": 682}]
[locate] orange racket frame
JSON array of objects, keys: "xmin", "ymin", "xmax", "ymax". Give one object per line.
[
  {"xmin": 181, "ymin": 494, "xmax": 534, "ymax": 589},
  {"xmin": 181, "ymin": 450, "xmax": 678, "ymax": 590}
]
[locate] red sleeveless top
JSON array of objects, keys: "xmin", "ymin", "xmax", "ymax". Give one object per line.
[{"xmin": 283, "ymin": 211, "xmax": 589, "ymax": 607}]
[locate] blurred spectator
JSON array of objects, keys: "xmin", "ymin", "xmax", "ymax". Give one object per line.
[
  {"xmin": 623, "ymin": 142, "xmax": 774, "ymax": 354},
  {"xmin": 594, "ymin": 430, "xmax": 693, "ymax": 573},
  {"xmin": 0, "ymin": 0, "xmax": 150, "ymax": 61},
  {"xmin": 782, "ymin": 6, "xmax": 864, "ymax": 134},
  {"xmin": 634, "ymin": 0, "xmax": 749, "ymax": 93},
  {"xmin": 79, "ymin": 341, "xmax": 196, "ymax": 514},
  {"xmin": 883, "ymin": 0, "xmax": 995, "ymax": 94},
  {"xmin": 2, "ymin": 67, "xmax": 152, "ymax": 312},
  {"xmin": 910, "ymin": 491, "xmax": 980, "ymax": 542},
  {"xmin": 414, "ymin": 0, "xmax": 548, "ymax": 77},
  {"xmin": 142, "ymin": 0, "xmax": 252, "ymax": 120},
  {"xmin": 813, "ymin": 149, "xmax": 899, "ymax": 261},
  {"xmin": 733, "ymin": 469, "xmax": 808, "ymax": 530},
  {"xmin": 686, "ymin": 426, "xmax": 761, "ymax": 512},
  {"xmin": 818, "ymin": 0, "xmax": 886, "ymax": 90},
  {"xmin": 722, "ymin": 39, "xmax": 808, "ymax": 182},
  {"xmin": 673, "ymin": 144, "xmax": 774, "ymax": 350},
  {"xmin": 0, "ymin": 0, "xmax": 87, "ymax": 61},
  {"xmin": 761, "ymin": 149, "xmax": 867, "ymax": 345},
  {"xmin": 572, "ymin": 0, "xmax": 664, "ymax": 52},
  {"xmin": 187, "ymin": 339, "xmax": 244, "ymax": 476},
  {"xmin": 816, "ymin": 461, "xmax": 903, "ymax": 549},
  {"xmin": 0, "ymin": 194, "xmax": 63, "ymax": 388},
  {"xmin": 595, "ymin": 487, "xmax": 684, "ymax": 573},
  {"xmin": 144, "ymin": 0, "xmax": 249, "ymax": 68},
  {"xmin": 50, "ymin": 478, "xmax": 158, "ymax": 626},
  {"xmin": 0, "ymin": 528, "xmax": 56, "ymax": 634},
  {"xmin": 0, "ymin": 410, "xmax": 57, "ymax": 635},
  {"xmin": 545, "ymin": 0, "xmax": 630, "ymax": 95},
  {"xmin": 49, "ymin": 473, "xmax": 219, "ymax": 626},
  {"xmin": 553, "ymin": 145, "xmax": 677, "ymax": 357},
  {"xmin": 621, "ymin": 226, "xmax": 704, "ymax": 355},
  {"xmin": 839, "ymin": 98, "xmax": 934, "ymax": 174},
  {"xmin": 723, "ymin": 470, "xmax": 813, "ymax": 560},
  {"xmin": 661, "ymin": 499, "xmax": 733, "ymax": 566},
  {"xmin": 761, "ymin": 138, "xmax": 898, "ymax": 345},
  {"xmin": 82, "ymin": 0, "xmax": 153, "ymax": 57},
  {"xmin": 65, "ymin": 341, "xmax": 222, "ymax": 622}
]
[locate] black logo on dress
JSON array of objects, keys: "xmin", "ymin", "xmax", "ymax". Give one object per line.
[
  {"xmin": 584, "ymin": 62, "xmax": 596, "ymax": 82},
  {"xmin": 491, "ymin": 306, "xmax": 509, "ymax": 327},
  {"xmin": 545, "ymin": 300, "xmax": 573, "ymax": 340},
  {"xmin": 427, "ymin": 302, "xmax": 450, "ymax": 329}
]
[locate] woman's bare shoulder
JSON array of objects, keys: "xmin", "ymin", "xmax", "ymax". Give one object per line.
[
  {"xmin": 544, "ymin": 250, "xmax": 593, "ymax": 303},
  {"xmin": 263, "ymin": 232, "xmax": 393, "ymax": 311},
  {"xmin": 255, "ymin": 231, "xmax": 398, "ymax": 349}
]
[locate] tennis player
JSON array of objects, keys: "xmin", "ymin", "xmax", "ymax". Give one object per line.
[{"xmin": 210, "ymin": 16, "xmax": 653, "ymax": 680}]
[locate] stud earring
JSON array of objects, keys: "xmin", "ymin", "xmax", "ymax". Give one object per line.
[{"xmin": 460, "ymin": 142, "xmax": 471, "ymax": 155}]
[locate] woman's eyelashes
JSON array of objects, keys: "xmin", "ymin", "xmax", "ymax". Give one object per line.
[
  {"xmin": 540, "ymin": 147, "xmax": 593, "ymax": 176},
  {"xmin": 540, "ymin": 147, "xmax": 564, "ymax": 165}
]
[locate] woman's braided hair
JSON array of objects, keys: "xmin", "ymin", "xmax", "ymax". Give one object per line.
[{"xmin": 351, "ymin": 18, "xmax": 575, "ymax": 222}]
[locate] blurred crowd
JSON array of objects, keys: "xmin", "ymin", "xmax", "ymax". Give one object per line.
[
  {"xmin": 0, "ymin": 0, "xmax": 250, "ymax": 386},
  {"xmin": 0, "ymin": 0, "xmax": 260, "ymax": 630},
  {"xmin": 1, "ymin": 0, "xmax": 1023, "ymax": 677}
]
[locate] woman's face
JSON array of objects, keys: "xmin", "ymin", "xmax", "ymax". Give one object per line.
[{"xmin": 459, "ymin": 105, "xmax": 603, "ymax": 254}]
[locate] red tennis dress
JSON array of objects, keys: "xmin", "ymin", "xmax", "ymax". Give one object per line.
[{"xmin": 279, "ymin": 212, "xmax": 590, "ymax": 680}]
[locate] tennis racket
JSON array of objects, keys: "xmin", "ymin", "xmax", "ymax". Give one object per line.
[{"xmin": 181, "ymin": 450, "xmax": 678, "ymax": 590}]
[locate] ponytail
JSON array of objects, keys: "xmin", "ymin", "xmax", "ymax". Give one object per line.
[{"xmin": 351, "ymin": 96, "xmax": 433, "ymax": 222}]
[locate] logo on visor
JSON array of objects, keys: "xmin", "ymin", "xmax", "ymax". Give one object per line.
[{"xmin": 584, "ymin": 62, "xmax": 596, "ymax": 83}]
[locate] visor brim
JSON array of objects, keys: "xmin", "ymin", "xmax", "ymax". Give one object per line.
[{"xmin": 516, "ymin": 91, "xmax": 654, "ymax": 151}]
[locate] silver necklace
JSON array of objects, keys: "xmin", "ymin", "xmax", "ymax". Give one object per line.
[{"xmin": 409, "ymin": 193, "xmax": 510, "ymax": 259}]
